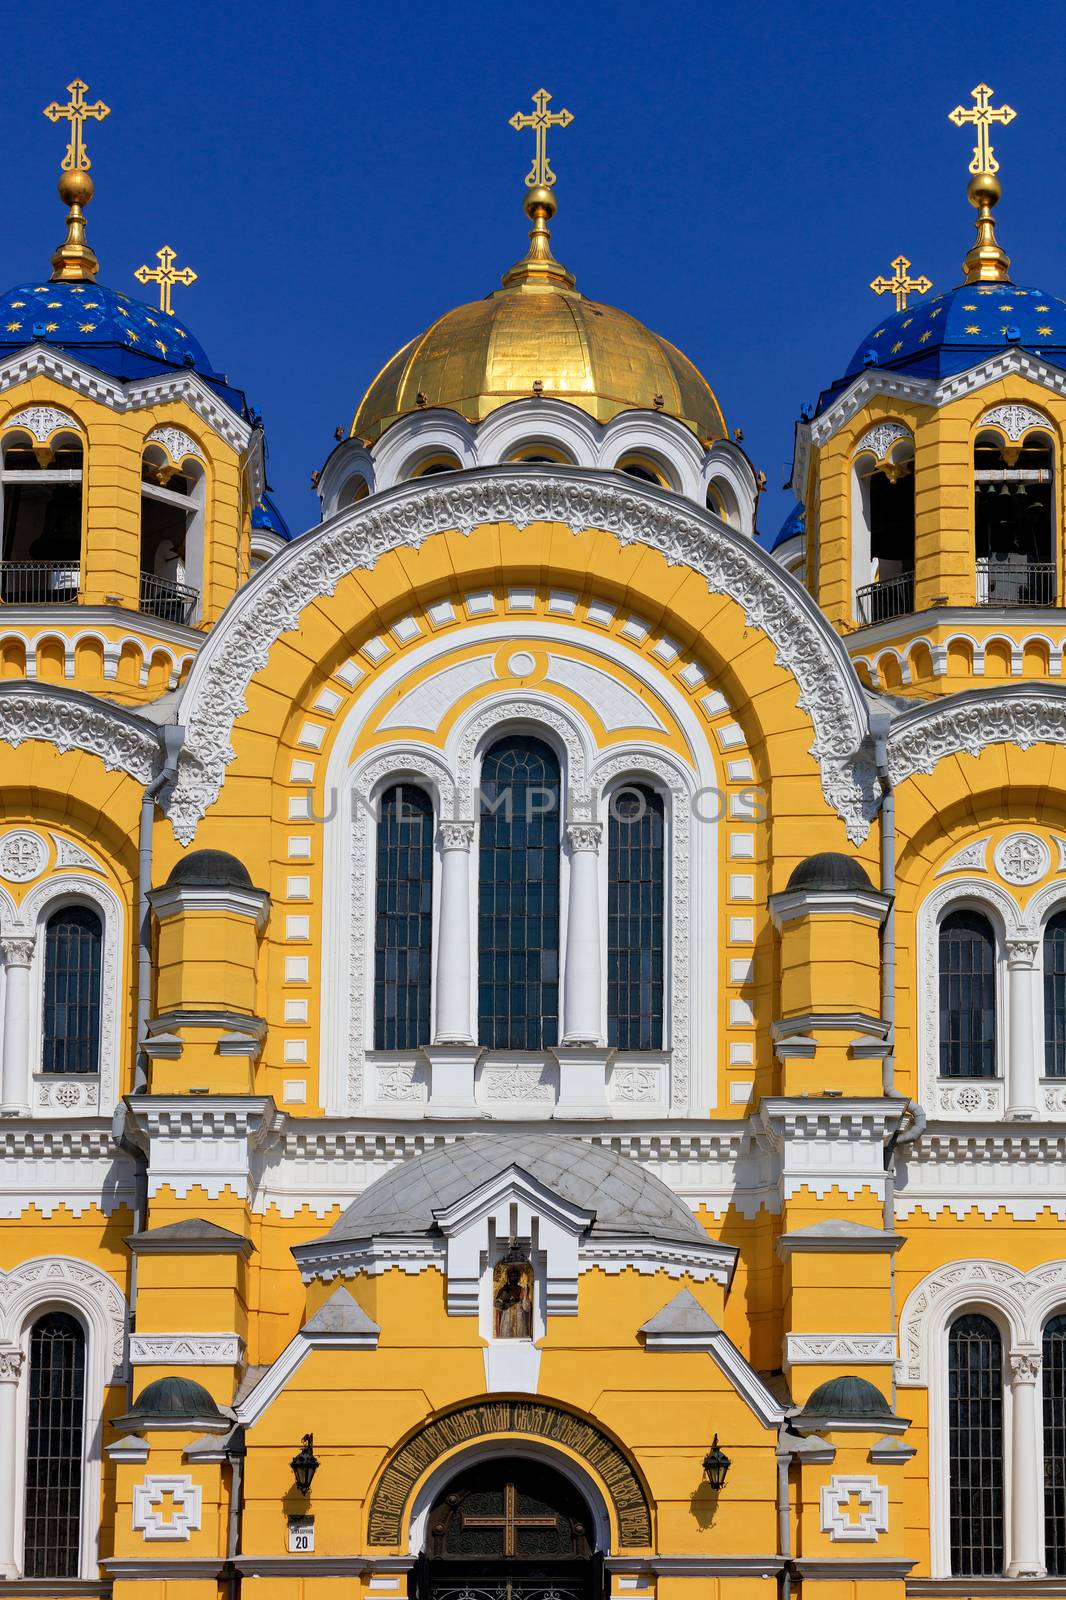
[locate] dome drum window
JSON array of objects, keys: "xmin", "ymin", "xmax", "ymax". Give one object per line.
[{"xmin": 0, "ymin": 421, "xmax": 83, "ymax": 606}]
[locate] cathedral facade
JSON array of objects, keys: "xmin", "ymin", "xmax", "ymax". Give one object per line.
[{"xmin": 2, "ymin": 78, "xmax": 1065, "ymax": 1600}]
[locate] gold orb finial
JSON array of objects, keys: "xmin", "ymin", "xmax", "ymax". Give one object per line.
[
  {"xmin": 949, "ymin": 84, "xmax": 1015, "ymax": 284},
  {"xmin": 42, "ymin": 77, "xmax": 110, "ymax": 282}
]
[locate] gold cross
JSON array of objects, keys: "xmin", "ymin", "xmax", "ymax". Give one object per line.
[
  {"xmin": 949, "ymin": 83, "xmax": 1016, "ymax": 175},
  {"xmin": 134, "ymin": 246, "xmax": 198, "ymax": 316},
  {"xmin": 509, "ymin": 88, "xmax": 573, "ymax": 189},
  {"xmin": 870, "ymin": 254, "xmax": 932, "ymax": 312},
  {"xmin": 43, "ymin": 78, "xmax": 110, "ymax": 172},
  {"xmin": 461, "ymin": 1482, "xmax": 559, "ymax": 1558}
]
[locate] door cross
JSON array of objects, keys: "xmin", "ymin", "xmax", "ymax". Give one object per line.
[{"xmin": 461, "ymin": 1482, "xmax": 559, "ymax": 1557}]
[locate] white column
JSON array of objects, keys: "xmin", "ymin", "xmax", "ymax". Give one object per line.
[
  {"xmin": 0, "ymin": 1347, "xmax": 23, "ymax": 1576},
  {"xmin": 0, "ymin": 935, "xmax": 35, "ymax": 1116},
  {"xmin": 434, "ymin": 822, "xmax": 474, "ymax": 1045},
  {"xmin": 562, "ymin": 824, "xmax": 603, "ymax": 1045},
  {"xmin": 1006, "ymin": 939, "xmax": 1039, "ymax": 1120},
  {"xmin": 1007, "ymin": 1348, "xmax": 1045, "ymax": 1578}
]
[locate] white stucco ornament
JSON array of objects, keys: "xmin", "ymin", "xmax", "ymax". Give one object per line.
[
  {"xmin": 819, "ymin": 1474, "xmax": 889, "ymax": 1542},
  {"xmin": 994, "ymin": 832, "xmax": 1050, "ymax": 886}
]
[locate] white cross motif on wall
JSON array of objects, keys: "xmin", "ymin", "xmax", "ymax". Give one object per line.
[
  {"xmin": 0, "ymin": 832, "xmax": 46, "ymax": 883},
  {"xmin": 131, "ymin": 1475, "xmax": 203, "ymax": 1541},
  {"xmin": 819, "ymin": 1475, "xmax": 889, "ymax": 1542}
]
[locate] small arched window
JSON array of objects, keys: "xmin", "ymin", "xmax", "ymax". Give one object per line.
[
  {"xmin": 410, "ymin": 454, "xmax": 461, "ymax": 479},
  {"xmin": 939, "ymin": 909, "xmax": 997, "ymax": 1078},
  {"xmin": 478, "ymin": 735, "xmax": 560, "ymax": 1049},
  {"xmin": 948, "ymin": 1312, "xmax": 1003, "ymax": 1577},
  {"xmin": 608, "ymin": 785, "xmax": 665, "ymax": 1050},
  {"xmin": 42, "ymin": 906, "xmax": 102, "ymax": 1074},
  {"xmin": 1045, "ymin": 1315, "xmax": 1066, "ymax": 1574},
  {"xmin": 974, "ymin": 424, "xmax": 1055, "ymax": 604},
  {"xmin": 616, "ymin": 456, "xmax": 667, "ymax": 488},
  {"xmin": 23, "ymin": 1311, "xmax": 85, "ymax": 1578},
  {"xmin": 0, "ymin": 428, "xmax": 83, "ymax": 605},
  {"xmin": 140, "ymin": 444, "xmax": 204, "ymax": 624},
  {"xmin": 1045, "ymin": 912, "xmax": 1066, "ymax": 1077},
  {"xmin": 373, "ymin": 784, "xmax": 433, "ymax": 1051}
]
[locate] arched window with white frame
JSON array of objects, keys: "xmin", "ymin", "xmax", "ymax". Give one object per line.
[
  {"xmin": 1045, "ymin": 1314, "xmax": 1066, "ymax": 1574},
  {"xmin": 939, "ymin": 908, "xmax": 997, "ymax": 1078},
  {"xmin": 373, "ymin": 783, "xmax": 434, "ymax": 1050},
  {"xmin": 22, "ymin": 1311, "xmax": 85, "ymax": 1578},
  {"xmin": 0, "ymin": 418, "xmax": 83, "ymax": 605},
  {"xmin": 1045, "ymin": 910, "xmax": 1066, "ymax": 1078},
  {"xmin": 948, "ymin": 1311, "xmax": 1004, "ymax": 1577},
  {"xmin": 477, "ymin": 734, "xmax": 561, "ymax": 1050},
  {"xmin": 607, "ymin": 782, "xmax": 665, "ymax": 1050},
  {"xmin": 851, "ymin": 423, "xmax": 915, "ymax": 624},
  {"xmin": 41, "ymin": 906, "xmax": 102, "ymax": 1075},
  {"xmin": 140, "ymin": 433, "xmax": 206, "ymax": 624}
]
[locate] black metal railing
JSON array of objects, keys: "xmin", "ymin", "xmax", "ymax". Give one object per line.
[
  {"xmin": 138, "ymin": 571, "xmax": 198, "ymax": 625},
  {"xmin": 0, "ymin": 560, "xmax": 81, "ymax": 604},
  {"xmin": 856, "ymin": 571, "xmax": 914, "ymax": 625},
  {"xmin": 976, "ymin": 558, "xmax": 1058, "ymax": 607}
]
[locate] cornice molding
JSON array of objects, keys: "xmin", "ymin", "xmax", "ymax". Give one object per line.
[
  {"xmin": 888, "ymin": 685, "xmax": 1066, "ymax": 785},
  {"xmin": 0, "ymin": 344, "xmax": 255, "ymax": 464},
  {"xmin": 0, "ymin": 683, "xmax": 159, "ymax": 784},
  {"xmin": 169, "ymin": 467, "xmax": 874, "ymax": 843}
]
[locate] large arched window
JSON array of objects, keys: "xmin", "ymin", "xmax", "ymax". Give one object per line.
[
  {"xmin": 939, "ymin": 909, "xmax": 997, "ymax": 1078},
  {"xmin": 0, "ymin": 427, "xmax": 83, "ymax": 604},
  {"xmin": 478, "ymin": 736, "xmax": 560, "ymax": 1050},
  {"xmin": 1046, "ymin": 912, "xmax": 1066, "ymax": 1078},
  {"xmin": 608, "ymin": 784, "xmax": 665, "ymax": 1050},
  {"xmin": 42, "ymin": 907, "xmax": 102, "ymax": 1074},
  {"xmin": 948, "ymin": 1313, "xmax": 1004, "ymax": 1576},
  {"xmin": 373, "ymin": 784, "xmax": 433, "ymax": 1051},
  {"xmin": 23, "ymin": 1311, "xmax": 85, "ymax": 1578},
  {"xmin": 1045, "ymin": 1315, "xmax": 1066, "ymax": 1574}
]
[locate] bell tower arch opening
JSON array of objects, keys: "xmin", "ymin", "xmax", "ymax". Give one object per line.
[{"xmin": 411, "ymin": 1457, "xmax": 604, "ymax": 1600}]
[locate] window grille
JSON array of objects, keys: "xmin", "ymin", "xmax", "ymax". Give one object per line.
[
  {"xmin": 607, "ymin": 785, "xmax": 664, "ymax": 1050},
  {"xmin": 23, "ymin": 1312, "xmax": 85, "ymax": 1578},
  {"xmin": 42, "ymin": 906, "xmax": 102, "ymax": 1074},
  {"xmin": 939, "ymin": 909, "xmax": 997, "ymax": 1078},
  {"xmin": 948, "ymin": 1313, "xmax": 1004, "ymax": 1576},
  {"xmin": 1045, "ymin": 1316, "xmax": 1066, "ymax": 1573},
  {"xmin": 373, "ymin": 784, "xmax": 433, "ymax": 1050},
  {"xmin": 478, "ymin": 736, "xmax": 560, "ymax": 1049},
  {"xmin": 1046, "ymin": 914, "xmax": 1066, "ymax": 1077}
]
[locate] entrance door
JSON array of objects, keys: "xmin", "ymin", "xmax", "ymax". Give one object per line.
[{"xmin": 415, "ymin": 1460, "xmax": 604, "ymax": 1600}]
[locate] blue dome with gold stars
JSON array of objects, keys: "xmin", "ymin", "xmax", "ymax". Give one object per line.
[
  {"xmin": 823, "ymin": 281, "xmax": 1066, "ymax": 409},
  {"xmin": 0, "ymin": 280, "xmax": 247, "ymax": 416}
]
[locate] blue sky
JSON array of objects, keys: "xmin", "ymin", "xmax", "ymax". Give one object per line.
[{"xmin": 2, "ymin": 0, "xmax": 1065, "ymax": 539}]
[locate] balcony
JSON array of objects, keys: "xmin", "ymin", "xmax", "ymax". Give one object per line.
[
  {"xmin": 0, "ymin": 560, "xmax": 80, "ymax": 604},
  {"xmin": 856, "ymin": 571, "xmax": 914, "ymax": 626},
  {"xmin": 139, "ymin": 571, "xmax": 198, "ymax": 625},
  {"xmin": 976, "ymin": 556, "xmax": 1057, "ymax": 607}
]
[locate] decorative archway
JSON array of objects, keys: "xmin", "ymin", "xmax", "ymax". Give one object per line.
[
  {"xmin": 412, "ymin": 1457, "xmax": 600, "ymax": 1600},
  {"xmin": 367, "ymin": 1399, "xmax": 653, "ymax": 1548}
]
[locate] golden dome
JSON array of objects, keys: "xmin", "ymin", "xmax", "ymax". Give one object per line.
[{"xmin": 352, "ymin": 192, "xmax": 726, "ymax": 447}]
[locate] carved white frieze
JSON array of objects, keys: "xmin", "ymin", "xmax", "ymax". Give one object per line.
[
  {"xmin": 0, "ymin": 830, "xmax": 47, "ymax": 882},
  {"xmin": 994, "ymin": 832, "xmax": 1051, "ymax": 886},
  {"xmin": 889, "ymin": 692, "xmax": 1066, "ymax": 789},
  {"xmin": 0, "ymin": 690, "xmax": 158, "ymax": 785},
  {"xmin": 936, "ymin": 839, "xmax": 989, "ymax": 876},
  {"xmin": 978, "ymin": 403, "xmax": 1051, "ymax": 441},
  {"xmin": 854, "ymin": 422, "xmax": 911, "ymax": 462},
  {"xmin": 820, "ymin": 1475, "xmax": 889, "ymax": 1542},
  {"xmin": 480, "ymin": 1065, "xmax": 555, "ymax": 1103},
  {"xmin": 786, "ymin": 1334, "xmax": 896, "ymax": 1365},
  {"xmin": 132, "ymin": 1475, "xmax": 203, "ymax": 1541},
  {"xmin": 130, "ymin": 1333, "xmax": 242, "ymax": 1365},
  {"xmin": 145, "ymin": 426, "xmax": 205, "ymax": 465},
  {"xmin": 5, "ymin": 406, "xmax": 80, "ymax": 442}
]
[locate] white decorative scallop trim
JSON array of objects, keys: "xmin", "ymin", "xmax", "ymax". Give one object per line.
[
  {"xmin": 0, "ymin": 686, "xmax": 157, "ymax": 782},
  {"xmin": 889, "ymin": 687, "xmax": 1066, "ymax": 786},
  {"xmin": 169, "ymin": 470, "xmax": 872, "ymax": 843},
  {"xmin": 5, "ymin": 405, "xmax": 80, "ymax": 441}
]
